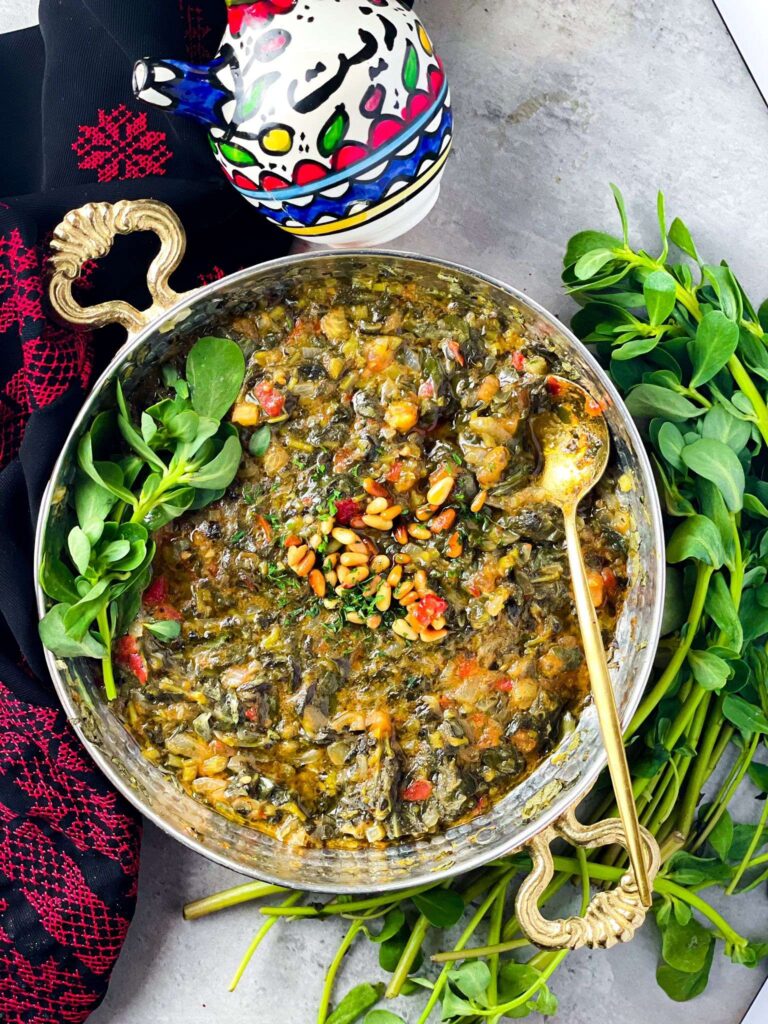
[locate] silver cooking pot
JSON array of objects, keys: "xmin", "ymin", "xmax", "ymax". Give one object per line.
[{"xmin": 35, "ymin": 199, "xmax": 664, "ymax": 951}]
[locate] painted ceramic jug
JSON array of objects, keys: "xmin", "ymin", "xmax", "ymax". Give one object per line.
[{"xmin": 133, "ymin": 0, "xmax": 452, "ymax": 246}]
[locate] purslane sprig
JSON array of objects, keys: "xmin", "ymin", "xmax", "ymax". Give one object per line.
[
  {"xmin": 39, "ymin": 336, "xmax": 246, "ymax": 698},
  {"xmin": 180, "ymin": 189, "xmax": 768, "ymax": 1022}
]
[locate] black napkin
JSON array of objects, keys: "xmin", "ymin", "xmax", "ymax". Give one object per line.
[{"xmin": 0, "ymin": 3, "xmax": 289, "ymax": 1021}]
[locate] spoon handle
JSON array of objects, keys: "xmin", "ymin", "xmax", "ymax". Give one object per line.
[{"xmin": 562, "ymin": 507, "xmax": 653, "ymax": 909}]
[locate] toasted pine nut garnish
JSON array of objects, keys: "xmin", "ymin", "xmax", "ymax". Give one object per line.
[
  {"xmin": 323, "ymin": 597, "xmax": 339, "ymax": 610},
  {"xmin": 286, "ymin": 543, "xmax": 308, "ymax": 568},
  {"xmin": 430, "ymin": 508, "xmax": 456, "ymax": 534},
  {"xmin": 407, "ymin": 523, "xmax": 431, "ymax": 541},
  {"xmin": 446, "ymin": 531, "xmax": 463, "ymax": 558},
  {"xmin": 338, "ymin": 565, "xmax": 369, "ymax": 588},
  {"xmin": 362, "ymin": 514, "xmax": 393, "ymax": 531},
  {"xmin": 415, "ymin": 504, "xmax": 433, "ymax": 522},
  {"xmin": 420, "ymin": 627, "xmax": 448, "ymax": 643},
  {"xmin": 366, "ymin": 614, "xmax": 382, "ymax": 630},
  {"xmin": 400, "ymin": 591, "xmax": 420, "ymax": 606},
  {"xmin": 319, "ymin": 518, "xmax": 335, "ymax": 536},
  {"xmin": 432, "ymin": 616, "xmax": 446, "ymax": 630},
  {"xmin": 340, "ymin": 551, "xmax": 368, "ymax": 567},
  {"xmin": 346, "ymin": 611, "xmax": 365, "ymax": 624},
  {"xmin": 285, "ymin": 534, "xmax": 302, "ymax": 547},
  {"xmin": 471, "ymin": 490, "xmax": 488, "ymax": 513},
  {"xmin": 363, "ymin": 477, "xmax": 389, "ymax": 498},
  {"xmin": 363, "ymin": 576, "xmax": 382, "ymax": 597},
  {"xmin": 332, "ymin": 527, "xmax": 358, "ymax": 545},
  {"xmin": 366, "ymin": 496, "xmax": 388, "ymax": 515},
  {"xmin": 325, "ymin": 553, "xmax": 340, "ymax": 567},
  {"xmin": 386, "ymin": 564, "xmax": 403, "ymax": 586},
  {"xmin": 394, "ymin": 523, "xmax": 408, "ymax": 545},
  {"xmin": 308, "ymin": 569, "xmax": 326, "ymax": 597},
  {"xmin": 394, "ymin": 580, "xmax": 414, "ymax": 600},
  {"xmin": 375, "ymin": 584, "xmax": 392, "ymax": 611},
  {"xmin": 380, "ymin": 504, "xmax": 402, "ymax": 521},
  {"xmin": 370, "ymin": 554, "xmax": 391, "ymax": 574},
  {"xmin": 231, "ymin": 402, "xmax": 260, "ymax": 427},
  {"xmin": 295, "ymin": 552, "xmax": 316, "ymax": 577},
  {"xmin": 324, "ymin": 569, "xmax": 338, "ymax": 587},
  {"xmin": 414, "ymin": 570, "xmax": 428, "ymax": 594},
  {"xmin": 426, "ymin": 476, "xmax": 455, "ymax": 506},
  {"xmin": 392, "ymin": 618, "xmax": 419, "ymax": 641},
  {"xmin": 309, "ymin": 533, "xmax": 322, "ymax": 550},
  {"xmin": 394, "ymin": 553, "xmax": 411, "ymax": 564}
]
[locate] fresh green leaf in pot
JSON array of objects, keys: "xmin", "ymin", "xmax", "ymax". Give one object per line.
[{"xmin": 186, "ymin": 336, "xmax": 246, "ymax": 420}]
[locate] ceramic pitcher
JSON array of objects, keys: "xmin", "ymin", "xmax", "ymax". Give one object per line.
[{"xmin": 133, "ymin": 0, "xmax": 452, "ymax": 246}]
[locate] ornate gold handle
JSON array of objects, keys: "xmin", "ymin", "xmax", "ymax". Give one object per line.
[
  {"xmin": 49, "ymin": 199, "xmax": 194, "ymax": 335},
  {"xmin": 515, "ymin": 803, "xmax": 660, "ymax": 949}
]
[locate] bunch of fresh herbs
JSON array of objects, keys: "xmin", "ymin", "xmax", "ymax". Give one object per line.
[
  {"xmin": 183, "ymin": 190, "xmax": 768, "ymax": 1021},
  {"xmin": 38, "ymin": 336, "xmax": 246, "ymax": 698}
]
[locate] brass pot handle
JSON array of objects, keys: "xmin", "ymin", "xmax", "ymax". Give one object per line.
[
  {"xmin": 49, "ymin": 199, "xmax": 194, "ymax": 335},
  {"xmin": 516, "ymin": 803, "xmax": 660, "ymax": 949}
]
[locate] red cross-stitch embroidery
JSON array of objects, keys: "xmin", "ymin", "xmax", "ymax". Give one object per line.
[
  {"xmin": 178, "ymin": 0, "xmax": 216, "ymax": 61},
  {"xmin": 71, "ymin": 106, "xmax": 173, "ymax": 183}
]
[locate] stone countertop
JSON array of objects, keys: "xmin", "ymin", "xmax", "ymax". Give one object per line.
[{"xmin": 3, "ymin": 1, "xmax": 768, "ymax": 1022}]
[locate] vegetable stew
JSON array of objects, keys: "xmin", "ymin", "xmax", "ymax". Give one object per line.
[{"xmin": 116, "ymin": 272, "xmax": 631, "ymax": 846}]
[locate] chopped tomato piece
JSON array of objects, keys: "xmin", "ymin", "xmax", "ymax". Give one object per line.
[
  {"xmin": 446, "ymin": 339, "xmax": 465, "ymax": 366},
  {"xmin": 412, "ymin": 594, "xmax": 448, "ymax": 627},
  {"xmin": 255, "ymin": 514, "xmax": 273, "ymax": 541},
  {"xmin": 402, "ymin": 779, "xmax": 433, "ymax": 801},
  {"xmin": 470, "ymin": 712, "xmax": 503, "ymax": 749},
  {"xmin": 153, "ymin": 603, "xmax": 182, "ymax": 622},
  {"xmin": 143, "ymin": 575, "xmax": 168, "ymax": 608},
  {"xmin": 335, "ymin": 498, "xmax": 362, "ymax": 525},
  {"xmin": 585, "ymin": 397, "xmax": 602, "ymax": 417},
  {"xmin": 253, "ymin": 380, "xmax": 285, "ymax": 417},
  {"xmin": 244, "ymin": 707, "xmax": 260, "ymax": 722},
  {"xmin": 545, "ymin": 375, "xmax": 563, "ymax": 396},
  {"xmin": 601, "ymin": 567, "xmax": 619, "ymax": 598},
  {"xmin": 114, "ymin": 635, "xmax": 147, "ymax": 684},
  {"xmin": 418, "ymin": 379, "xmax": 435, "ymax": 399},
  {"xmin": 511, "ymin": 351, "xmax": 525, "ymax": 371},
  {"xmin": 386, "ymin": 460, "xmax": 403, "ymax": 482},
  {"xmin": 494, "ymin": 676, "xmax": 514, "ymax": 692},
  {"xmin": 456, "ymin": 655, "xmax": 478, "ymax": 679}
]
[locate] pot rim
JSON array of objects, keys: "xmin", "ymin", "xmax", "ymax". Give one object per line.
[{"xmin": 34, "ymin": 247, "xmax": 665, "ymax": 892}]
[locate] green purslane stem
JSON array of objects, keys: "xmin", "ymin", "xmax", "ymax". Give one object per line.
[
  {"xmin": 183, "ymin": 881, "xmax": 288, "ymax": 920},
  {"xmin": 317, "ymin": 919, "xmax": 364, "ymax": 1024},
  {"xmin": 385, "ymin": 912, "xmax": 430, "ymax": 999},
  {"xmin": 727, "ymin": 790, "xmax": 768, "ymax": 895},
  {"xmin": 229, "ymin": 891, "xmax": 302, "ymax": 992},
  {"xmin": 96, "ymin": 605, "xmax": 116, "ymax": 700}
]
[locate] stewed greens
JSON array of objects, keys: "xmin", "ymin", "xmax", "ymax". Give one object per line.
[
  {"xmin": 39, "ymin": 337, "xmax": 245, "ymax": 698},
  {"xmin": 184, "ymin": 189, "xmax": 768, "ymax": 1021}
]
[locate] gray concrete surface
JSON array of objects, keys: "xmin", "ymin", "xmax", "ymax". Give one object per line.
[{"xmin": 3, "ymin": 0, "xmax": 768, "ymax": 1021}]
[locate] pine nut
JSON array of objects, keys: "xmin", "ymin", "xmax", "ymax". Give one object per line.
[
  {"xmin": 286, "ymin": 543, "xmax": 308, "ymax": 568},
  {"xmin": 427, "ymin": 477, "xmax": 455, "ymax": 506},
  {"xmin": 414, "ymin": 570, "xmax": 428, "ymax": 594},
  {"xmin": 394, "ymin": 553, "xmax": 411, "ymax": 564},
  {"xmin": 309, "ymin": 532, "xmax": 322, "ymax": 550},
  {"xmin": 370, "ymin": 555, "xmax": 391, "ymax": 574},
  {"xmin": 430, "ymin": 508, "xmax": 456, "ymax": 534},
  {"xmin": 394, "ymin": 581, "xmax": 414, "ymax": 599},
  {"xmin": 432, "ymin": 616, "xmax": 446, "ymax": 630},
  {"xmin": 325, "ymin": 553, "xmax": 340, "ymax": 567},
  {"xmin": 408, "ymin": 523, "xmax": 431, "ymax": 541},
  {"xmin": 308, "ymin": 569, "xmax": 326, "ymax": 597},
  {"xmin": 366, "ymin": 614, "xmax": 382, "ymax": 630},
  {"xmin": 363, "ymin": 576, "xmax": 382, "ymax": 597},
  {"xmin": 320, "ymin": 518, "xmax": 335, "ymax": 536},
  {"xmin": 387, "ymin": 565, "xmax": 403, "ymax": 586},
  {"xmin": 324, "ymin": 569, "xmax": 338, "ymax": 587},
  {"xmin": 392, "ymin": 618, "xmax": 419, "ymax": 641},
  {"xmin": 394, "ymin": 524, "xmax": 408, "ymax": 545},
  {"xmin": 362, "ymin": 514, "xmax": 393, "ymax": 531},
  {"xmin": 323, "ymin": 597, "xmax": 339, "ymax": 609},
  {"xmin": 415, "ymin": 504, "xmax": 433, "ymax": 522},
  {"xmin": 400, "ymin": 591, "xmax": 419, "ymax": 606},
  {"xmin": 420, "ymin": 627, "xmax": 448, "ymax": 643},
  {"xmin": 380, "ymin": 505, "xmax": 403, "ymax": 521},
  {"xmin": 471, "ymin": 490, "xmax": 488, "ymax": 513},
  {"xmin": 285, "ymin": 534, "xmax": 302, "ymax": 547},
  {"xmin": 340, "ymin": 552, "xmax": 369, "ymax": 567},
  {"xmin": 338, "ymin": 565, "xmax": 369, "ymax": 588},
  {"xmin": 375, "ymin": 584, "xmax": 392, "ymax": 611},
  {"xmin": 366, "ymin": 497, "xmax": 388, "ymax": 515},
  {"xmin": 346, "ymin": 611, "xmax": 365, "ymax": 624},
  {"xmin": 295, "ymin": 551, "xmax": 316, "ymax": 577},
  {"xmin": 346, "ymin": 540, "xmax": 369, "ymax": 555},
  {"xmin": 363, "ymin": 477, "xmax": 389, "ymax": 498},
  {"xmin": 332, "ymin": 527, "xmax": 358, "ymax": 545}
]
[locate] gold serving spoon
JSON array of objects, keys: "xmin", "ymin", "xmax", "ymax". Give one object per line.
[{"xmin": 531, "ymin": 375, "xmax": 652, "ymax": 909}]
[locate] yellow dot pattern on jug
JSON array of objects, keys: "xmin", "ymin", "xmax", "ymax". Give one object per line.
[{"xmin": 260, "ymin": 126, "xmax": 293, "ymax": 155}]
